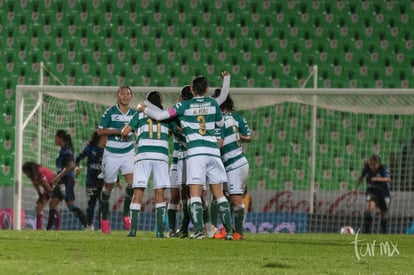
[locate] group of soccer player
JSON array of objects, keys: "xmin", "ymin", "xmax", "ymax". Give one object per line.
[
  {"xmin": 97, "ymin": 71, "xmax": 252, "ymax": 240},
  {"xmin": 23, "ymin": 69, "xmax": 391, "ymax": 235}
]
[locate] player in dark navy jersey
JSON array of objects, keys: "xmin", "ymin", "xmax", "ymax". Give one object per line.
[
  {"xmin": 47, "ymin": 129, "xmax": 87, "ymax": 230},
  {"xmin": 355, "ymin": 154, "xmax": 391, "ymax": 234},
  {"xmin": 75, "ymin": 131, "xmax": 106, "ymax": 230}
]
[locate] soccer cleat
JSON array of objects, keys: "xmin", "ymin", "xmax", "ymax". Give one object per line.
[
  {"xmin": 85, "ymin": 225, "xmax": 94, "ymax": 231},
  {"xmin": 128, "ymin": 229, "xmax": 136, "ymax": 237},
  {"xmin": 101, "ymin": 219, "xmax": 110, "ymax": 234},
  {"xmin": 174, "ymin": 228, "xmax": 189, "ymax": 238},
  {"xmin": 189, "ymin": 231, "xmax": 206, "ymax": 240},
  {"xmin": 213, "ymin": 227, "xmax": 226, "ymax": 239},
  {"xmin": 224, "ymin": 232, "xmax": 234, "ymax": 241},
  {"xmin": 156, "ymin": 232, "xmax": 165, "ymax": 238},
  {"xmin": 233, "ymin": 232, "xmax": 244, "ymax": 240},
  {"xmin": 168, "ymin": 230, "xmax": 176, "ymax": 238},
  {"xmin": 123, "ymin": 216, "xmax": 131, "ymax": 230},
  {"xmin": 204, "ymin": 223, "xmax": 217, "ymax": 239}
]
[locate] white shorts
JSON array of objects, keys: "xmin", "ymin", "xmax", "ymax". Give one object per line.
[
  {"xmin": 103, "ymin": 150, "xmax": 134, "ymax": 184},
  {"xmin": 223, "ymin": 163, "xmax": 249, "ymax": 195},
  {"xmin": 134, "ymin": 160, "xmax": 171, "ymax": 189},
  {"xmin": 169, "ymin": 157, "xmax": 186, "ymax": 188},
  {"xmin": 186, "ymin": 155, "xmax": 227, "ymax": 185}
]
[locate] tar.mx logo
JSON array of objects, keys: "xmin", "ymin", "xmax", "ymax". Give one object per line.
[{"xmin": 351, "ymin": 229, "xmax": 400, "ymax": 261}]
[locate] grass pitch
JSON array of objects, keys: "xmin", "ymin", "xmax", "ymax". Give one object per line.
[{"xmin": 0, "ymin": 230, "xmax": 412, "ymax": 275}]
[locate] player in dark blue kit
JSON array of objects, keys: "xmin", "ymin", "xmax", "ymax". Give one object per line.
[
  {"xmin": 75, "ymin": 131, "xmax": 106, "ymax": 230},
  {"xmin": 355, "ymin": 154, "xmax": 391, "ymax": 234},
  {"xmin": 47, "ymin": 129, "xmax": 87, "ymax": 230}
]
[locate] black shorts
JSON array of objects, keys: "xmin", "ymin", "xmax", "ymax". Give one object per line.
[
  {"xmin": 366, "ymin": 188, "xmax": 390, "ymax": 211},
  {"xmin": 51, "ymin": 178, "xmax": 76, "ymax": 202}
]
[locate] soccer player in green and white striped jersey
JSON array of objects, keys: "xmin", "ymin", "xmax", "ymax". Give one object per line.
[
  {"xmin": 121, "ymin": 91, "xmax": 172, "ymax": 238},
  {"xmin": 138, "ymin": 72, "xmax": 234, "ymax": 240},
  {"xmin": 212, "ymin": 90, "xmax": 251, "ymax": 240},
  {"xmin": 168, "ymin": 85, "xmax": 193, "ymax": 238},
  {"xmin": 97, "ymin": 86, "xmax": 136, "ymax": 234}
]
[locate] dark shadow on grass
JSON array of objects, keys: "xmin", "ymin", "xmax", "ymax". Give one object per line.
[{"xmin": 262, "ymin": 262, "xmax": 291, "ymax": 269}]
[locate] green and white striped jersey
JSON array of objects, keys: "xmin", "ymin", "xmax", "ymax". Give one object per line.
[
  {"xmin": 171, "ymin": 96, "xmax": 223, "ymax": 158},
  {"xmin": 129, "ymin": 111, "xmax": 171, "ymax": 163},
  {"xmin": 220, "ymin": 112, "xmax": 251, "ymax": 169},
  {"xmin": 98, "ymin": 105, "xmax": 136, "ymax": 154},
  {"xmin": 170, "ymin": 119, "xmax": 187, "ymax": 165}
]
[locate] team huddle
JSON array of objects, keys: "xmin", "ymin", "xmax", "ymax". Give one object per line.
[
  {"xmin": 23, "ymin": 71, "xmax": 253, "ymax": 240},
  {"xmin": 22, "ymin": 71, "xmax": 393, "ymax": 236}
]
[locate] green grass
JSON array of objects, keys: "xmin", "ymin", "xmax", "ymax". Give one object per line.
[{"xmin": 0, "ymin": 231, "xmax": 412, "ymax": 275}]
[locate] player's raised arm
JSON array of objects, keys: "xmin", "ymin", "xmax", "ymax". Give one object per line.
[
  {"xmin": 214, "ymin": 71, "xmax": 230, "ymax": 106},
  {"xmin": 139, "ymin": 101, "xmax": 176, "ymax": 121}
]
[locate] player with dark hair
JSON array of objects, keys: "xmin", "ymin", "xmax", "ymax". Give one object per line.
[
  {"xmin": 137, "ymin": 72, "xmax": 234, "ymax": 240},
  {"xmin": 167, "ymin": 85, "xmax": 193, "ymax": 237},
  {"xmin": 355, "ymin": 154, "xmax": 391, "ymax": 233},
  {"xmin": 211, "ymin": 89, "xmax": 252, "ymax": 240},
  {"xmin": 97, "ymin": 86, "xmax": 136, "ymax": 234},
  {"xmin": 121, "ymin": 91, "xmax": 172, "ymax": 238},
  {"xmin": 22, "ymin": 161, "xmax": 61, "ymax": 230},
  {"xmin": 48, "ymin": 129, "xmax": 87, "ymax": 230},
  {"xmin": 75, "ymin": 131, "xmax": 106, "ymax": 230}
]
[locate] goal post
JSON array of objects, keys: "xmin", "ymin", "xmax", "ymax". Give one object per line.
[{"xmin": 14, "ymin": 84, "xmax": 414, "ymax": 233}]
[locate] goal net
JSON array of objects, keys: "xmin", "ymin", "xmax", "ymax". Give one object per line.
[{"xmin": 15, "ymin": 84, "xmax": 414, "ymax": 234}]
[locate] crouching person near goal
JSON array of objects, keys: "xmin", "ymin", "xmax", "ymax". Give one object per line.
[
  {"xmin": 22, "ymin": 161, "xmax": 61, "ymax": 230},
  {"xmin": 48, "ymin": 129, "xmax": 87, "ymax": 230}
]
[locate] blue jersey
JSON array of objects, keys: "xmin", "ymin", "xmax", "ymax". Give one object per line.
[
  {"xmin": 56, "ymin": 144, "xmax": 75, "ymax": 183},
  {"xmin": 75, "ymin": 144, "xmax": 104, "ymax": 188},
  {"xmin": 360, "ymin": 164, "xmax": 391, "ymax": 193}
]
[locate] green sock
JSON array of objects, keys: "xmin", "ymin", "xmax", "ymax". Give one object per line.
[
  {"xmin": 100, "ymin": 189, "xmax": 111, "ymax": 220},
  {"xmin": 210, "ymin": 199, "xmax": 218, "ymax": 227},
  {"xmin": 156, "ymin": 203, "xmax": 166, "ymax": 233},
  {"xmin": 190, "ymin": 198, "xmax": 203, "ymax": 233},
  {"xmin": 167, "ymin": 207, "xmax": 178, "ymax": 231},
  {"xmin": 123, "ymin": 187, "xmax": 133, "ymax": 216},
  {"xmin": 181, "ymin": 200, "xmax": 190, "ymax": 230},
  {"xmin": 130, "ymin": 203, "xmax": 141, "ymax": 231},
  {"xmin": 130, "ymin": 209, "xmax": 139, "ymax": 230},
  {"xmin": 218, "ymin": 199, "xmax": 232, "ymax": 233},
  {"xmin": 202, "ymin": 202, "xmax": 211, "ymax": 225},
  {"xmin": 234, "ymin": 206, "xmax": 245, "ymax": 235}
]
